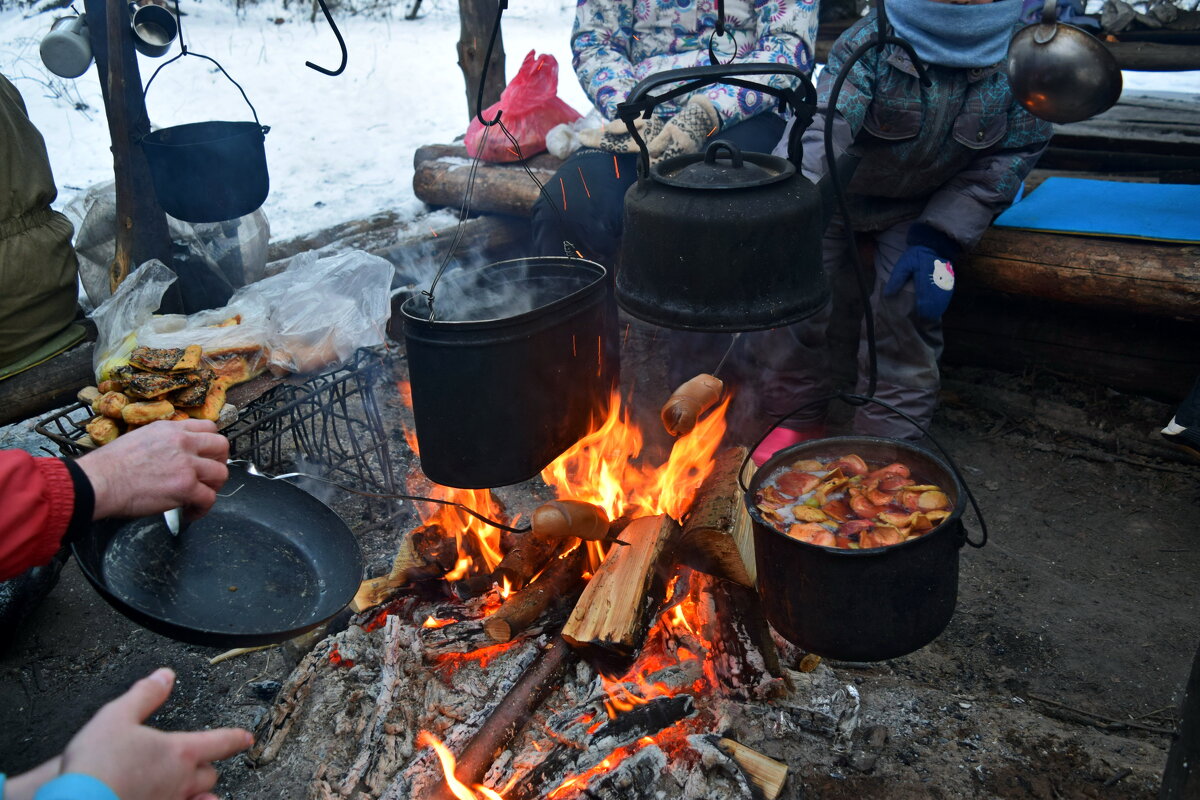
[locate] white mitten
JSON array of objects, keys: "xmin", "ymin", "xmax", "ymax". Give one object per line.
[
  {"xmin": 647, "ymin": 96, "xmax": 720, "ymax": 164},
  {"xmin": 577, "ymin": 116, "xmax": 665, "ymax": 154}
]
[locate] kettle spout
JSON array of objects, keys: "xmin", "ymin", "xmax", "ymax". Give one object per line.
[{"xmin": 816, "ymin": 152, "xmax": 862, "ymax": 230}]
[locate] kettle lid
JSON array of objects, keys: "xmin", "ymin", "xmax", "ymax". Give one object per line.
[{"xmin": 653, "ymin": 139, "xmax": 794, "ymax": 190}]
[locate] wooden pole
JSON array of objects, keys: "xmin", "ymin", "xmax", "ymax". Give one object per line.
[
  {"xmin": 456, "ymin": 0, "xmax": 506, "ymax": 122},
  {"xmin": 83, "ymin": 0, "xmax": 175, "ymax": 302}
]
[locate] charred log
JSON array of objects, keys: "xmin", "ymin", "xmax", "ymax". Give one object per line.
[{"xmin": 484, "ymin": 545, "xmax": 587, "ymax": 642}]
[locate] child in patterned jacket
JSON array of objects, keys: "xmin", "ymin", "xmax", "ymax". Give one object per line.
[
  {"xmin": 531, "ymin": 0, "xmax": 819, "ymax": 262},
  {"xmin": 752, "ymin": 0, "xmax": 1054, "ymax": 463}
]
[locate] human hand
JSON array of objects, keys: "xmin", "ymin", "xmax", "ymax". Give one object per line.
[
  {"xmin": 77, "ymin": 419, "xmax": 230, "ymax": 521},
  {"xmin": 884, "ymin": 223, "xmax": 960, "ymax": 321},
  {"xmin": 58, "ymin": 668, "xmax": 252, "ymax": 800},
  {"xmin": 577, "ymin": 115, "xmax": 664, "ymax": 154},
  {"xmin": 647, "ymin": 95, "xmax": 719, "ymax": 164}
]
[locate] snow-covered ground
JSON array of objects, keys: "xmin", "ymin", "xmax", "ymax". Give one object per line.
[{"xmin": 2, "ymin": 0, "xmax": 1198, "ymax": 242}]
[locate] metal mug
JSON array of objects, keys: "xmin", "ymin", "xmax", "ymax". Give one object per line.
[
  {"xmin": 129, "ymin": 2, "xmax": 178, "ymax": 58},
  {"xmin": 40, "ymin": 14, "xmax": 93, "ymax": 79}
]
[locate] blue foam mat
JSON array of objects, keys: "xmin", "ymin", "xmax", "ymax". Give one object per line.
[{"xmin": 993, "ymin": 177, "xmax": 1200, "ymax": 243}]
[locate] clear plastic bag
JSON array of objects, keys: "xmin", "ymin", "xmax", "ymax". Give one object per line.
[
  {"xmin": 91, "ymin": 250, "xmax": 395, "ymax": 380},
  {"xmin": 64, "ymin": 180, "xmax": 271, "ymax": 311}
]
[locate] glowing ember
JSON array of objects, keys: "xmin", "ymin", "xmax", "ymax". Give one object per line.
[{"xmin": 423, "ymin": 615, "xmax": 457, "ymax": 629}]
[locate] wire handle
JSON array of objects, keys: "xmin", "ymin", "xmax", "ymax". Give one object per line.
[
  {"xmin": 143, "ymin": 50, "xmax": 266, "ymax": 132},
  {"xmin": 226, "ymin": 459, "xmax": 533, "ymax": 533}
]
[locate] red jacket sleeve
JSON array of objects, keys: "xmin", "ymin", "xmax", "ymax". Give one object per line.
[{"xmin": 0, "ymin": 450, "xmax": 77, "ymax": 580}]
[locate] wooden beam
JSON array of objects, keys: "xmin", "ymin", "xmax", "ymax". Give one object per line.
[
  {"xmin": 413, "ymin": 146, "xmax": 557, "ymax": 217},
  {"xmin": 962, "ymin": 227, "xmax": 1200, "ymax": 321}
]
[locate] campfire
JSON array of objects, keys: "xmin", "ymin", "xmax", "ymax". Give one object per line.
[{"xmin": 247, "ymin": 381, "xmax": 859, "ymax": 800}]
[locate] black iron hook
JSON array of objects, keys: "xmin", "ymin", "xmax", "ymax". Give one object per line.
[
  {"xmin": 307, "ymin": 0, "xmax": 347, "ymax": 77},
  {"xmin": 475, "ymin": 0, "xmax": 509, "ymax": 126}
]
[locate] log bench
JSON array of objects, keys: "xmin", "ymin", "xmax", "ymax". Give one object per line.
[{"xmin": 410, "ymin": 91, "xmax": 1200, "ymax": 401}]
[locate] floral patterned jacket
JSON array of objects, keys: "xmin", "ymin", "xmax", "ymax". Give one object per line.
[
  {"xmin": 797, "ymin": 14, "xmax": 1053, "ymax": 246},
  {"xmin": 571, "ymin": 0, "xmax": 819, "ymax": 126}
]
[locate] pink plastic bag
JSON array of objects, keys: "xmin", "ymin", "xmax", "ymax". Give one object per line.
[{"xmin": 465, "ymin": 50, "xmax": 582, "ymax": 163}]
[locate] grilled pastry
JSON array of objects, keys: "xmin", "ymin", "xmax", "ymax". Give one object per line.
[
  {"xmin": 186, "ymin": 381, "xmax": 227, "ymax": 422},
  {"xmin": 86, "ymin": 416, "xmax": 121, "ymax": 446},
  {"xmin": 125, "ymin": 371, "xmax": 199, "ymax": 399},
  {"xmin": 205, "ymin": 347, "xmax": 266, "ymax": 386},
  {"xmin": 172, "ymin": 344, "xmax": 203, "ymax": 371},
  {"xmin": 121, "ymin": 400, "xmax": 176, "ymax": 425},
  {"xmin": 169, "ymin": 369, "xmax": 214, "ymax": 407},
  {"xmin": 129, "ymin": 346, "xmax": 185, "ymax": 372},
  {"xmin": 95, "ymin": 391, "xmax": 131, "ymax": 419}
]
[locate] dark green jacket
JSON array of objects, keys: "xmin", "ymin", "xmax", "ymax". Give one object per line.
[{"xmin": 1, "ymin": 73, "xmax": 78, "ymax": 369}]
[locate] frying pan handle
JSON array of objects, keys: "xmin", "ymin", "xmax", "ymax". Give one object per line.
[{"xmin": 616, "ymin": 63, "xmax": 817, "ymax": 177}]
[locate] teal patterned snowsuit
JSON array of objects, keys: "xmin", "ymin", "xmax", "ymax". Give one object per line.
[{"xmin": 764, "ymin": 11, "xmax": 1054, "ymax": 440}]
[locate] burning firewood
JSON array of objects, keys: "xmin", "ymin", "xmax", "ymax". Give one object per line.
[
  {"xmin": 715, "ymin": 737, "xmax": 788, "ymax": 800},
  {"xmin": 680, "ymin": 446, "xmax": 757, "ymax": 587},
  {"xmin": 352, "ymin": 531, "xmax": 423, "ymax": 612},
  {"xmin": 561, "ymin": 514, "xmax": 682, "ymax": 660},
  {"xmin": 483, "ymin": 544, "xmax": 588, "ymax": 642},
  {"xmin": 422, "ymin": 636, "xmax": 579, "ymax": 800}
]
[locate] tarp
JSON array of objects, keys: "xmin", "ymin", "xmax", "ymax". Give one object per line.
[{"xmin": 993, "ymin": 177, "xmax": 1200, "ymax": 244}]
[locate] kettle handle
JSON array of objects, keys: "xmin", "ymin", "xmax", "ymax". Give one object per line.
[{"xmin": 616, "ymin": 63, "xmax": 817, "ymax": 179}]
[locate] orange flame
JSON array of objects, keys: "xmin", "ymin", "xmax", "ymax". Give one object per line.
[
  {"xmin": 423, "ymin": 615, "xmax": 456, "ymax": 629},
  {"xmin": 540, "ymin": 391, "xmax": 728, "ymax": 525},
  {"xmin": 419, "ymin": 731, "xmax": 505, "ymax": 799}
]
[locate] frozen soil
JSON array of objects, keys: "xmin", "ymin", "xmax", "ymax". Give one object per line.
[{"xmin": 1, "ymin": 315, "xmax": 1197, "ymax": 799}]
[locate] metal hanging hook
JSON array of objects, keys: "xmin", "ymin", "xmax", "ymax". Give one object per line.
[
  {"xmin": 474, "ymin": 0, "xmax": 509, "ymax": 126},
  {"xmin": 306, "ymin": 0, "xmax": 347, "ymax": 76}
]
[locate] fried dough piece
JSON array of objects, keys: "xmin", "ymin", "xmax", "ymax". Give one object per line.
[
  {"xmin": 205, "ymin": 347, "xmax": 266, "ymax": 387},
  {"xmin": 95, "ymin": 391, "xmax": 131, "ymax": 419},
  {"xmin": 86, "ymin": 416, "xmax": 121, "ymax": 446},
  {"xmin": 97, "ymin": 379, "xmax": 125, "ymax": 394},
  {"xmin": 125, "ymin": 371, "xmax": 199, "ymax": 399},
  {"xmin": 122, "ymin": 400, "xmax": 175, "ymax": 425},
  {"xmin": 169, "ymin": 369, "xmax": 214, "ymax": 407},
  {"xmin": 129, "ymin": 346, "xmax": 185, "ymax": 372},
  {"xmin": 173, "ymin": 344, "xmax": 203, "ymax": 371},
  {"xmin": 211, "ymin": 314, "xmax": 242, "ymax": 327},
  {"xmin": 186, "ymin": 381, "xmax": 227, "ymax": 422}
]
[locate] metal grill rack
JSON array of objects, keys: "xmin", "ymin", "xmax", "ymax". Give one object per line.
[{"xmin": 36, "ymin": 347, "xmax": 397, "ymax": 520}]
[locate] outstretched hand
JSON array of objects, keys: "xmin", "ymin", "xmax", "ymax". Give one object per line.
[
  {"xmin": 76, "ymin": 419, "xmax": 230, "ymax": 521},
  {"xmin": 58, "ymin": 668, "xmax": 252, "ymax": 800}
]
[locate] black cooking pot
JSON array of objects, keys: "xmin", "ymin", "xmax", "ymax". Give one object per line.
[
  {"xmin": 72, "ymin": 464, "xmax": 363, "ymax": 648},
  {"xmin": 141, "ymin": 53, "xmax": 270, "ymax": 223},
  {"xmin": 746, "ymin": 436, "xmax": 974, "ymax": 661},
  {"xmin": 615, "ymin": 63, "xmax": 841, "ymax": 332},
  {"xmin": 401, "ymin": 257, "xmax": 615, "ymax": 489}
]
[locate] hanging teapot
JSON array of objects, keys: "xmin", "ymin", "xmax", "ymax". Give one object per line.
[
  {"xmin": 1007, "ymin": 0, "xmax": 1122, "ymax": 124},
  {"xmin": 615, "ymin": 63, "xmax": 845, "ymax": 332}
]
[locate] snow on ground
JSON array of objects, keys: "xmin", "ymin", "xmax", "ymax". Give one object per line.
[
  {"xmin": 2, "ymin": 0, "xmax": 1198, "ymax": 243},
  {"xmin": 1, "ymin": 0, "xmax": 584, "ymax": 241}
]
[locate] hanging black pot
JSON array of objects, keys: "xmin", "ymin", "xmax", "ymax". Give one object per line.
[
  {"xmin": 140, "ymin": 52, "xmax": 270, "ymax": 223},
  {"xmin": 615, "ymin": 63, "xmax": 844, "ymax": 332},
  {"xmin": 401, "ymin": 257, "xmax": 616, "ymax": 489},
  {"xmin": 746, "ymin": 435, "xmax": 984, "ymax": 662}
]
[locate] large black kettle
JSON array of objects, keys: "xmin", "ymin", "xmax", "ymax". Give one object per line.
[{"xmin": 615, "ymin": 63, "xmax": 839, "ymax": 332}]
